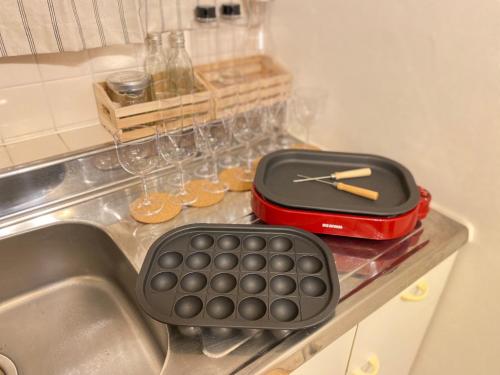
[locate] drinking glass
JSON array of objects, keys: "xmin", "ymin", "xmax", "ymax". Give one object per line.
[
  {"xmin": 157, "ymin": 126, "xmax": 199, "ymax": 206},
  {"xmin": 293, "ymin": 87, "xmax": 329, "ymax": 144},
  {"xmin": 259, "ymin": 86, "xmax": 288, "ymax": 153},
  {"xmin": 232, "ymin": 109, "xmax": 262, "ymax": 182},
  {"xmin": 276, "ymin": 98, "xmax": 295, "ymax": 148},
  {"xmin": 217, "ymin": 72, "xmax": 241, "ymax": 169},
  {"xmin": 194, "ymin": 129, "xmax": 214, "ymax": 178},
  {"xmin": 198, "ymin": 120, "xmax": 231, "ymax": 193},
  {"xmin": 113, "ymin": 128, "xmax": 164, "ymax": 216}
]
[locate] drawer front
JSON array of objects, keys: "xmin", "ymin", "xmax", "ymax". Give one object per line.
[
  {"xmin": 291, "ymin": 327, "xmax": 356, "ymax": 375},
  {"xmin": 347, "ymin": 254, "xmax": 457, "ymax": 375}
]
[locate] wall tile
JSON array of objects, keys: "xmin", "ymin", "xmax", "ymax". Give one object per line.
[
  {"xmin": 88, "ymin": 44, "xmax": 139, "ymax": 73},
  {"xmin": 36, "ymin": 51, "xmax": 91, "ymax": 81},
  {"xmin": 7, "ymin": 134, "xmax": 68, "ymax": 165},
  {"xmin": 0, "ymin": 55, "xmax": 41, "ymax": 89},
  {"xmin": 0, "ymin": 84, "xmax": 54, "ymax": 141},
  {"xmin": 0, "ymin": 146, "xmax": 13, "ymax": 169},
  {"xmin": 44, "ymin": 75, "xmax": 98, "ymax": 129},
  {"xmin": 60, "ymin": 125, "xmax": 113, "ymax": 151}
]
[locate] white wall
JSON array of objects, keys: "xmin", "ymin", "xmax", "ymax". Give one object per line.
[
  {"xmin": 0, "ymin": 45, "xmax": 144, "ymax": 144},
  {"xmin": 271, "ymin": 1, "xmax": 500, "ymax": 374}
]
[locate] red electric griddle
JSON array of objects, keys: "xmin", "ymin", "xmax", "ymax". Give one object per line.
[{"xmin": 251, "ymin": 150, "xmax": 431, "ymax": 240}]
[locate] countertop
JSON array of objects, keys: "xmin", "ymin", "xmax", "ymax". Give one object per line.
[{"xmin": 0, "ymin": 144, "xmax": 468, "ymax": 375}]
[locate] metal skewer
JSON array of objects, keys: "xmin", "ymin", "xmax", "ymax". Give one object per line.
[
  {"xmin": 296, "ymin": 174, "xmax": 379, "ymax": 201},
  {"xmin": 293, "ymin": 168, "xmax": 371, "ymax": 183}
]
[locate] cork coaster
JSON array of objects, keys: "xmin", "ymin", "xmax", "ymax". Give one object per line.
[
  {"xmin": 219, "ymin": 167, "xmax": 253, "ymax": 192},
  {"xmin": 185, "ymin": 179, "xmax": 225, "ymax": 208},
  {"xmin": 290, "ymin": 143, "xmax": 321, "ymax": 151},
  {"xmin": 130, "ymin": 193, "xmax": 182, "ymax": 224}
]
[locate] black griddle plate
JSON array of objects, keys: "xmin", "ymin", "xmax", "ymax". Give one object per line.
[
  {"xmin": 254, "ymin": 150, "xmax": 420, "ymax": 217},
  {"xmin": 136, "ymin": 224, "xmax": 340, "ymax": 330}
]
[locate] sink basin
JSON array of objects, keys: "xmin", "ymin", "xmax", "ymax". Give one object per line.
[
  {"xmin": 0, "ymin": 164, "xmax": 65, "ymax": 218},
  {"xmin": 0, "ymin": 223, "xmax": 167, "ymax": 375}
]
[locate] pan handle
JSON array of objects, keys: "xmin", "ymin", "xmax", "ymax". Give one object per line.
[{"xmin": 417, "ymin": 187, "xmax": 432, "ymax": 220}]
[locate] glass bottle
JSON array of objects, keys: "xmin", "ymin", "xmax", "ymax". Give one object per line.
[
  {"xmin": 143, "ymin": 33, "xmax": 168, "ymax": 100},
  {"xmin": 165, "ymin": 31, "xmax": 196, "ymax": 97},
  {"xmin": 217, "ymin": 2, "xmax": 245, "ymax": 84},
  {"xmin": 191, "ymin": 3, "xmax": 218, "ymax": 66},
  {"xmin": 244, "ymin": 0, "xmax": 275, "ymax": 56}
]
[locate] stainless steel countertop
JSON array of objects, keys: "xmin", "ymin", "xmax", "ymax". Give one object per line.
[{"xmin": 0, "ymin": 144, "xmax": 468, "ymax": 375}]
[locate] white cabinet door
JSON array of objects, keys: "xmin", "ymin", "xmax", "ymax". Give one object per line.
[
  {"xmin": 346, "ymin": 254, "xmax": 456, "ymax": 375},
  {"xmin": 291, "ymin": 327, "xmax": 356, "ymax": 375}
]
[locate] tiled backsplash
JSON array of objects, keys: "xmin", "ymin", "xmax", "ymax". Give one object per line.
[
  {"xmin": 0, "ymin": 44, "xmax": 143, "ymax": 145},
  {"xmin": 0, "ymin": 4, "xmax": 256, "ymax": 169}
]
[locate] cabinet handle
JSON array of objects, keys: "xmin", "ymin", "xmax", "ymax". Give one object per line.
[
  {"xmin": 400, "ymin": 280, "xmax": 429, "ymax": 302},
  {"xmin": 351, "ymin": 354, "xmax": 380, "ymax": 375}
]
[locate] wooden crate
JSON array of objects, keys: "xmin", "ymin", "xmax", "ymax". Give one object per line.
[
  {"xmin": 195, "ymin": 54, "xmax": 293, "ymax": 118},
  {"xmin": 93, "ymin": 75, "xmax": 213, "ymax": 142}
]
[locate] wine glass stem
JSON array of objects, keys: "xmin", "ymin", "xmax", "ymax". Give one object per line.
[
  {"xmin": 270, "ymin": 121, "xmax": 278, "ymax": 146},
  {"xmin": 245, "ymin": 142, "xmax": 252, "ymax": 172},
  {"xmin": 141, "ymin": 176, "xmax": 151, "ymax": 205},
  {"xmin": 177, "ymin": 162, "xmax": 187, "ymax": 194},
  {"xmin": 210, "ymin": 151, "xmax": 220, "ymax": 183}
]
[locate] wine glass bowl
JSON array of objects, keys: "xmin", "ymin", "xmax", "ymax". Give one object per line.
[
  {"xmin": 293, "ymin": 87, "xmax": 329, "ymax": 144},
  {"xmin": 197, "ymin": 121, "xmax": 231, "ymax": 194},
  {"xmin": 115, "ymin": 138, "xmax": 158, "ymax": 176},
  {"xmin": 232, "ymin": 112, "xmax": 262, "ymax": 182},
  {"xmin": 156, "ymin": 126, "xmax": 199, "ymax": 206},
  {"xmin": 113, "ymin": 129, "xmax": 164, "ymax": 217}
]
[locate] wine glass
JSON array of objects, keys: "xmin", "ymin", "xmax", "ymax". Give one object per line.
[
  {"xmin": 197, "ymin": 120, "xmax": 231, "ymax": 193},
  {"xmin": 194, "ymin": 138, "xmax": 213, "ymax": 178},
  {"xmin": 276, "ymin": 98, "xmax": 295, "ymax": 148},
  {"xmin": 217, "ymin": 71, "xmax": 242, "ymax": 169},
  {"xmin": 293, "ymin": 87, "xmax": 329, "ymax": 144},
  {"xmin": 157, "ymin": 126, "xmax": 199, "ymax": 206},
  {"xmin": 232, "ymin": 109, "xmax": 262, "ymax": 182},
  {"xmin": 113, "ymin": 127, "xmax": 164, "ymax": 216}
]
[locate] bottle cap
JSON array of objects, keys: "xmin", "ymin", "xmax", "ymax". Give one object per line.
[
  {"xmin": 195, "ymin": 5, "xmax": 217, "ymax": 22},
  {"xmin": 106, "ymin": 71, "xmax": 150, "ymax": 93},
  {"xmin": 221, "ymin": 3, "xmax": 241, "ymax": 18}
]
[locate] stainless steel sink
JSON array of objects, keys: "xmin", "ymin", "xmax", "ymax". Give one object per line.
[{"xmin": 0, "ymin": 223, "xmax": 167, "ymax": 375}]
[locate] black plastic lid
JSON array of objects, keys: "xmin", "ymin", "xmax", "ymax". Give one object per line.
[
  {"xmin": 195, "ymin": 5, "xmax": 216, "ymax": 21},
  {"xmin": 221, "ymin": 3, "xmax": 241, "ymax": 17}
]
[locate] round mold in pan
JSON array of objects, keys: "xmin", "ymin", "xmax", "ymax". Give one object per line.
[
  {"xmin": 174, "ymin": 296, "xmax": 203, "ymax": 318},
  {"xmin": 269, "ymin": 236, "xmax": 293, "ymax": 252},
  {"xmin": 297, "ymin": 256, "xmax": 323, "ymax": 274},
  {"xmin": 217, "ymin": 235, "xmax": 240, "ymax": 251},
  {"xmin": 190, "ymin": 234, "xmax": 214, "ymax": 250},
  {"xmin": 254, "ymin": 149, "xmax": 421, "ymax": 217},
  {"xmin": 210, "ymin": 273, "xmax": 237, "ymax": 293},
  {"xmin": 270, "ymin": 299, "xmax": 299, "ymax": 322},
  {"xmin": 206, "ymin": 296, "xmax": 235, "ymax": 319},
  {"xmin": 180, "ymin": 272, "xmax": 207, "ymax": 293},
  {"xmin": 240, "ymin": 274, "xmax": 266, "ymax": 294},
  {"xmin": 300, "ymin": 276, "xmax": 327, "ymax": 297},
  {"xmin": 158, "ymin": 252, "xmax": 183, "ymax": 269},
  {"xmin": 214, "ymin": 253, "xmax": 239, "ymax": 270},
  {"xmin": 242, "ymin": 236, "xmax": 267, "ymax": 251},
  {"xmin": 241, "ymin": 253, "xmax": 266, "ymax": 271},
  {"xmin": 238, "ymin": 297, "xmax": 267, "ymax": 321},
  {"xmin": 269, "ymin": 254, "xmax": 294, "ymax": 273},
  {"xmin": 150, "ymin": 272, "xmax": 178, "ymax": 292},
  {"xmin": 270, "ymin": 275, "xmax": 296, "ymax": 295},
  {"xmin": 186, "ymin": 252, "xmax": 211, "ymax": 270}
]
